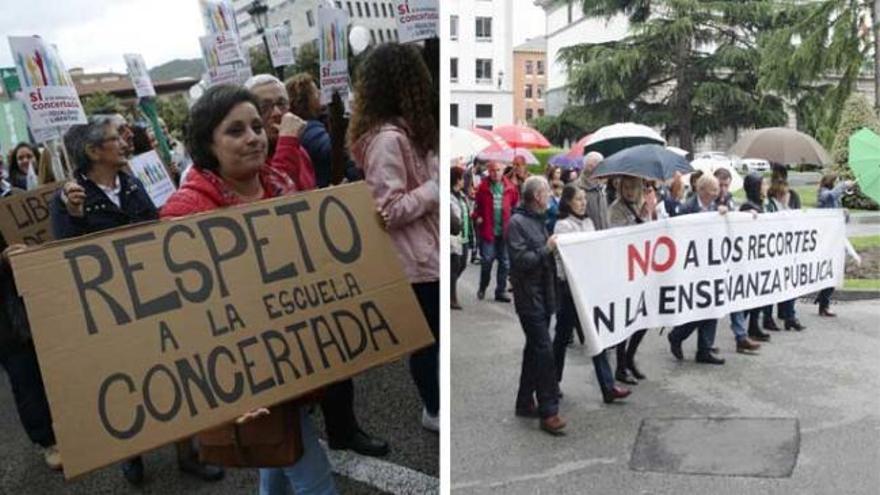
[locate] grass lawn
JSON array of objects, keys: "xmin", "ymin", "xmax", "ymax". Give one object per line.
[
  {"xmin": 843, "ymin": 279, "xmax": 880, "ymax": 290},
  {"xmin": 849, "ymin": 235, "xmax": 880, "ymax": 251}
]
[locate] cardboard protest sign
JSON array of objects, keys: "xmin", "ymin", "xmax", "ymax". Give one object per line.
[
  {"xmin": 7, "ymin": 36, "xmax": 86, "ymax": 130},
  {"xmin": 557, "ymin": 210, "xmax": 847, "ymax": 355},
  {"xmin": 0, "ymin": 182, "xmax": 61, "ymax": 246},
  {"xmin": 266, "ymin": 26, "xmax": 295, "ymax": 68},
  {"xmin": 123, "ymin": 54, "xmax": 156, "ymax": 98},
  {"xmin": 318, "ymin": 6, "xmax": 350, "ymax": 104},
  {"xmin": 129, "ymin": 151, "xmax": 176, "ymax": 208},
  {"xmin": 11, "ymin": 182, "xmax": 434, "ymax": 479},
  {"xmin": 394, "ymin": 0, "xmax": 439, "ymax": 43}
]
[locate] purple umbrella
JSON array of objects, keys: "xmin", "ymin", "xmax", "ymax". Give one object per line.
[
  {"xmin": 478, "ymin": 147, "xmax": 539, "ymax": 165},
  {"xmin": 548, "ymin": 153, "xmax": 582, "ymax": 170}
]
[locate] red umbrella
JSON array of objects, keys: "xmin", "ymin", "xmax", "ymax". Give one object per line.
[
  {"xmin": 493, "ymin": 125, "xmax": 552, "ymax": 149},
  {"xmin": 470, "ymin": 128, "xmax": 511, "ymax": 153},
  {"xmin": 567, "ymin": 134, "xmax": 592, "ymax": 157}
]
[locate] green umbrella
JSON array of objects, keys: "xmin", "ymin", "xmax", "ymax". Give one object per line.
[{"xmin": 849, "ymin": 128, "xmax": 880, "ymax": 204}]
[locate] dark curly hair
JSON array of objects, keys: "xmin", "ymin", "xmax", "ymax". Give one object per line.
[
  {"xmin": 186, "ymin": 84, "xmax": 262, "ymax": 172},
  {"xmin": 285, "ymin": 73, "xmax": 320, "ymax": 120},
  {"xmin": 346, "ymin": 43, "xmax": 437, "ymax": 156},
  {"xmin": 8, "ymin": 142, "xmax": 40, "ymax": 186}
]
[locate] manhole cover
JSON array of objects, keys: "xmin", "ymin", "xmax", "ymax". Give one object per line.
[{"xmin": 630, "ymin": 417, "xmax": 799, "ymax": 478}]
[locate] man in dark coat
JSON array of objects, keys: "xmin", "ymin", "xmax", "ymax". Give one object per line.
[{"xmin": 507, "ymin": 176, "xmax": 566, "ymax": 435}]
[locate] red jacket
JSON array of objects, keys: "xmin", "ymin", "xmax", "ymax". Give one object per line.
[
  {"xmin": 271, "ymin": 135, "xmax": 316, "ymax": 191},
  {"xmin": 472, "ymin": 177, "xmax": 519, "ymax": 243}
]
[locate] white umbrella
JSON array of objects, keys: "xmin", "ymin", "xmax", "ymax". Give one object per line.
[
  {"xmin": 684, "ymin": 158, "xmax": 743, "ymax": 192},
  {"xmin": 584, "ymin": 122, "xmax": 666, "ymax": 157},
  {"xmin": 450, "ymin": 127, "xmax": 491, "ymax": 161},
  {"xmin": 666, "ymin": 146, "xmax": 689, "ymax": 157}
]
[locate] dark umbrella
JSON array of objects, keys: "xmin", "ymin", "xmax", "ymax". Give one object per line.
[
  {"xmin": 548, "ymin": 152, "xmax": 582, "ymax": 170},
  {"xmin": 591, "ymin": 144, "xmax": 693, "ymax": 181}
]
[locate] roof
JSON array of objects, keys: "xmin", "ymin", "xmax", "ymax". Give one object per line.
[
  {"xmin": 513, "ymin": 37, "xmax": 546, "ymax": 53},
  {"xmin": 73, "ymin": 76, "xmax": 200, "ymax": 98}
]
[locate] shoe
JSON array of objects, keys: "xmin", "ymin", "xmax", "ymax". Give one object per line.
[
  {"xmin": 709, "ymin": 347, "xmax": 720, "ymax": 354},
  {"xmin": 819, "ymin": 306, "xmax": 836, "ymax": 317},
  {"xmin": 763, "ymin": 318, "xmax": 781, "ymax": 331},
  {"xmin": 494, "ymin": 295, "xmax": 511, "ymax": 303},
  {"xmin": 121, "ymin": 457, "xmax": 145, "ymax": 486},
  {"xmin": 329, "ymin": 429, "xmax": 390, "ymax": 457},
  {"xmin": 695, "ymin": 353, "xmax": 726, "ymax": 365},
  {"xmin": 421, "ymin": 408, "xmax": 439, "ymax": 433},
  {"xmin": 515, "ymin": 402, "xmax": 540, "ymax": 418},
  {"xmin": 736, "ymin": 338, "xmax": 761, "ymax": 353},
  {"xmin": 668, "ymin": 334, "xmax": 683, "ymax": 361},
  {"xmin": 615, "ymin": 369, "xmax": 638, "ymax": 385},
  {"xmin": 178, "ymin": 458, "xmax": 224, "ymax": 482},
  {"xmin": 477, "ymin": 289, "xmax": 485, "ymax": 300},
  {"xmin": 784, "ymin": 319, "xmax": 805, "ymax": 331},
  {"xmin": 539, "ymin": 415, "xmax": 567, "ymax": 436},
  {"xmin": 41, "ymin": 445, "xmax": 62, "ymax": 471},
  {"xmin": 602, "ymin": 386, "xmax": 631, "ymax": 404},
  {"xmin": 451, "ymin": 302, "xmax": 462, "ymax": 310},
  {"xmin": 627, "ymin": 363, "xmax": 645, "ymax": 380},
  {"xmin": 748, "ymin": 328, "xmax": 771, "ymax": 342}
]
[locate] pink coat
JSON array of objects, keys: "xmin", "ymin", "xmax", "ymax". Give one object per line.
[{"xmin": 352, "ymin": 122, "xmax": 438, "ymax": 283}]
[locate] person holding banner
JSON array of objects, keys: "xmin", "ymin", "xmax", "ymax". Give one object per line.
[
  {"xmin": 348, "ymin": 43, "xmax": 440, "ymax": 433},
  {"xmin": 160, "ymin": 84, "xmax": 336, "ymax": 494},
  {"xmin": 765, "ymin": 178, "xmax": 806, "ymax": 331},
  {"xmin": 667, "ymin": 175, "xmax": 727, "ymax": 365},
  {"xmin": 8, "ymin": 142, "xmax": 40, "ymax": 190},
  {"xmin": 51, "ymin": 115, "xmax": 225, "ymax": 485},
  {"xmin": 738, "ymin": 172, "xmax": 773, "ymax": 346},
  {"xmin": 814, "ymin": 173, "xmax": 854, "ymax": 317},
  {"xmin": 507, "ymin": 176, "xmax": 566, "ymax": 435},
  {"xmin": 552, "ymin": 184, "xmax": 631, "ymax": 404}
]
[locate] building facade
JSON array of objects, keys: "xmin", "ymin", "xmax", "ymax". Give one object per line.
[
  {"xmin": 512, "ymin": 37, "xmax": 547, "ymax": 125},
  {"xmin": 448, "ymin": 0, "xmax": 514, "ymax": 130}
]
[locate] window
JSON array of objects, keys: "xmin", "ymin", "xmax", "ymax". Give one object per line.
[
  {"xmin": 387, "ymin": 29, "xmax": 393, "ymax": 41},
  {"xmin": 373, "ymin": 3, "xmax": 379, "ymax": 16},
  {"xmin": 475, "ymin": 104, "xmax": 493, "ymax": 119},
  {"xmin": 525, "ymin": 60, "xmax": 533, "ymax": 75},
  {"xmin": 347, "ymin": 2, "xmax": 353, "ymax": 16},
  {"xmin": 524, "ymin": 84, "xmax": 533, "ymax": 99},
  {"xmin": 356, "ymin": 2, "xmax": 362, "ymax": 17},
  {"xmin": 475, "ymin": 17, "xmax": 492, "ymax": 40},
  {"xmin": 538, "ymin": 108, "xmax": 545, "ymax": 117},
  {"xmin": 450, "ymin": 15, "xmax": 459, "ymax": 40},
  {"xmin": 378, "ymin": 30, "xmax": 384, "ymax": 42},
  {"xmin": 370, "ymin": 29, "xmax": 376, "ymax": 44},
  {"xmin": 475, "ymin": 59, "xmax": 492, "ymax": 82},
  {"xmin": 536, "ymin": 60, "xmax": 545, "ymax": 75},
  {"xmin": 389, "ymin": 2, "xmax": 394, "ymax": 17},
  {"xmin": 567, "ymin": 0, "xmax": 573, "ymax": 24},
  {"xmin": 537, "ymin": 84, "xmax": 544, "ymax": 99},
  {"xmin": 365, "ymin": 1, "xmax": 371, "ymax": 17},
  {"xmin": 451, "ymin": 104, "xmax": 459, "ymax": 127},
  {"xmin": 381, "ymin": 3, "xmax": 387, "ymax": 16},
  {"xmin": 451, "ymin": 58, "xmax": 458, "ymax": 81},
  {"xmin": 306, "ymin": 10, "xmax": 314, "ymax": 27},
  {"xmin": 525, "ymin": 108, "xmax": 533, "ymax": 120},
  {"xmin": 335, "ymin": 1, "xmax": 342, "ymax": 8}
]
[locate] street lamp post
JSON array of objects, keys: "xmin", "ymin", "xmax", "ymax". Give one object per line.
[{"xmin": 247, "ymin": 0, "xmax": 285, "ymax": 80}]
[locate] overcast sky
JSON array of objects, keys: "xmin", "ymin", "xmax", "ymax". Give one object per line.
[
  {"xmin": 513, "ymin": 2, "xmax": 547, "ymax": 46},
  {"xmin": 0, "ymin": 0, "xmax": 206, "ymax": 73}
]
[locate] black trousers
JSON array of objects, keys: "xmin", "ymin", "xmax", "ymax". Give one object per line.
[
  {"xmin": 0, "ymin": 342, "xmax": 55, "ymax": 447},
  {"xmin": 411, "ymin": 282, "xmax": 439, "ymax": 415},
  {"xmin": 516, "ymin": 311, "xmax": 559, "ymax": 418},
  {"xmin": 320, "ymin": 379, "xmax": 358, "ymax": 442}
]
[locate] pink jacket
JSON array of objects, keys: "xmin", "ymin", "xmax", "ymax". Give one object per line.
[{"xmin": 352, "ymin": 122, "xmax": 439, "ymax": 283}]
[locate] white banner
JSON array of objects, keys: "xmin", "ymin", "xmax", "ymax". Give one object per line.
[
  {"xmin": 199, "ymin": 33, "xmax": 244, "ymax": 68},
  {"xmin": 557, "ymin": 210, "xmax": 847, "ymax": 356},
  {"xmin": 123, "ymin": 53, "xmax": 156, "ymax": 98},
  {"xmin": 199, "ymin": 0, "xmax": 239, "ymax": 36},
  {"xmin": 318, "ymin": 6, "xmax": 349, "ymax": 104},
  {"xmin": 7, "ymin": 36, "xmax": 86, "ymax": 130},
  {"xmin": 394, "ymin": 0, "xmax": 439, "ymax": 43},
  {"xmin": 266, "ymin": 26, "xmax": 295, "ymax": 68},
  {"xmin": 129, "ymin": 150, "xmax": 176, "ymax": 207}
]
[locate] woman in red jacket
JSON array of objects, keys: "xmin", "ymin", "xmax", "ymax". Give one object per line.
[
  {"xmin": 160, "ymin": 84, "xmax": 336, "ymax": 495},
  {"xmin": 472, "ymin": 161, "xmax": 519, "ymax": 302}
]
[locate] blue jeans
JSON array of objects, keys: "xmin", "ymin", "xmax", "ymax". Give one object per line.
[
  {"xmin": 592, "ymin": 351, "xmax": 615, "ymax": 394},
  {"xmin": 729, "ymin": 312, "xmax": 747, "ymax": 342},
  {"xmin": 259, "ymin": 409, "xmax": 337, "ymax": 495},
  {"xmin": 669, "ymin": 319, "xmax": 718, "ymax": 356},
  {"xmin": 777, "ymin": 299, "xmax": 796, "ymax": 321},
  {"xmin": 479, "ymin": 237, "xmax": 509, "ymax": 298}
]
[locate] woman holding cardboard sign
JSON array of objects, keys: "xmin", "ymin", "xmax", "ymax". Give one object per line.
[{"xmin": 160, "ymin": 84, "xmax": 336, "ymax": 495}]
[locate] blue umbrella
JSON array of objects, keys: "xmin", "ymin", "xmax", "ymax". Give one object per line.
[
  {"xmin": 548, "ymin": 153, "xmax": 582, "ymax": 170},
  {"xmin": 591, "ymin": 144, "xmax": 693, "ymax": 181}
]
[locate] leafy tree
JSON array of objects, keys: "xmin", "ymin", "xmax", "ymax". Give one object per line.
[
  {"xmin": 248, "ymin": 45, "xmax": 273, "ymax": 77},
  {"xmin": 532, "ymin": 105, "xmax": 602, "ymax": 146},
  {"xmin": 830, "ymin": 93, "xmax": 880, "ymax": 209},
  {"xmin": 81, "ymin": 92, "xmax": 122, "ymax": 116},
  {"xmin": 558, "ymin": 1, "xmax": 791, "ymax": 153},
  {"xmin": 156, "ymin": 94, "xmax": 190, "ymax": 140},
  {"xmin": 288, "ymin": 43, "xmax": 320, "ymax": 81}
]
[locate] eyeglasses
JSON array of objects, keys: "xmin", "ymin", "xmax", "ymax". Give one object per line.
[{"xmin": 259, "ymin": 98, "xmax": 290, "ymax": 114}]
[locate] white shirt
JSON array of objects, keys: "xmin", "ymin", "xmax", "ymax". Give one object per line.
[{"xmin": 97, "ymin": 176, "xmax": 122, "ymax": 208}]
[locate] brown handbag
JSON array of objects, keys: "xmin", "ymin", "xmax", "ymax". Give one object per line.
[{"xmin": 197, "ymin": 401, "xmax": 303, "ymax": 468}]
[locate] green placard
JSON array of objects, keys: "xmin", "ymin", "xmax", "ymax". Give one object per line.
[
  {"xmin": 0, "ymin": 100, "xmax": 30, "ymax": 157},
  {"xmin": 0, "ymin": 67, "xmax": 22, "ymax": 97}
]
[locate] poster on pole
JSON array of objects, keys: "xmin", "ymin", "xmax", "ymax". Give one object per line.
[
  {"xmin": 199, "ymin": 33, "xmax": 244, "ymax": 67},
  {"xmin": 123, "ymin": 54, "xmax": 156, "ymax": 98},
  {"xmin": 266, "ymin": 26, "xmax": 295, "ymax": 68},
  {"xmin": 7, "ymin": 36, "xmax": 86, "ymax": 130},
  {"xmin": 199, "ymin": 0, "xmax": 239, "ymax": 36},
  {"xmin": 318, "ymin": 7, "xmax": 350, "ymax": 104},
  {"xmin": 129, "ymin": 150, "xmax": 176, "ymax": 208},
  {"xmin": 557, "ymin": 210, "xmax": 847, "ymax": 356},
  {"xmin": 199, "ymin": 35, "xmax": 242, "ymax": 86},
  {"xmin": 10, "ymin": 182, "xmax": 434, "ymax": 479},
  {"xmin": 394, "ymin": 0, "xmax": 439, "ymax": 43}
]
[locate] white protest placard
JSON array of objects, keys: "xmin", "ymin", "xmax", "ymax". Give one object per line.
[
  {"xmin": 199, "ymin": 0, "xmax": 239, "ymax": 36},
  {"xmin": 266, "ymin": 26, "xmax": 295, "ymax": 68},
  {"xmin": 129, "ymin": 150, "xmax": 176, "ymax": 207},
  {"xmin": 394, "ymin": 0, "xmax": 439, "ymax": 43},
  {"xmin": 123, "ymin": 54, "xmax": 156, "ymax": 98},
  {"xmin": 7, "ymin": 36, "xmax": 86, "ymax": 130},
  {"xmin": 199, "ymin": 33, "xmax": 243, "ymax": 69},
  {"xmin": 318, "ymin": 6, "xmax": 350, "ymax": 104},
  {"xmin": 557, "ymin": 210, "xmax": 847, "ymax": 355}
]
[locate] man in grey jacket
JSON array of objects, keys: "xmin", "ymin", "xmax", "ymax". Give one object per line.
[{"xmin": 577, "ymin": 151, "xmax": 610, "ymax": 230}]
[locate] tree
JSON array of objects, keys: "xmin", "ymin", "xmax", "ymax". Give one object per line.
[
  {"xmin": 156, "ymin": 94, "xmax": 190, "ymax": 140},
  {"xmin": 249, "ymin": 45, "xmax": 273, "ymax": 77},
  {"xmin": 81, "ymin": 92, "xmax": 122, "ymax": 116},
  {"xmin": 830, "ymin": 93, "xmax": 880, "ymax": 209},
  {"xmin": 532, "ymin": 105, "xmax": 602, "ymax": 146},
  {"xmin": 559, "ymin": 1, "xmax": 790, "ymax": 152},
  {"xmin": 288, "ymin": 43, "xmax": 320, "ymax": 81}
]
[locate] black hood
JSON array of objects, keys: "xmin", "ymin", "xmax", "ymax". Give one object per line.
[{"xmin": 743, "ymin": 172, "xmax": 763, "ymax": 205}]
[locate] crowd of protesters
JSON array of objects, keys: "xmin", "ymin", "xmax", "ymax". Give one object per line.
[
  {"xmin": 0, "ymin": 41, "xmax": 438, "ymax": 494},
  {"xmin": 450, "ymin": 150, "xmax": 851, "ymax": 436}
]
